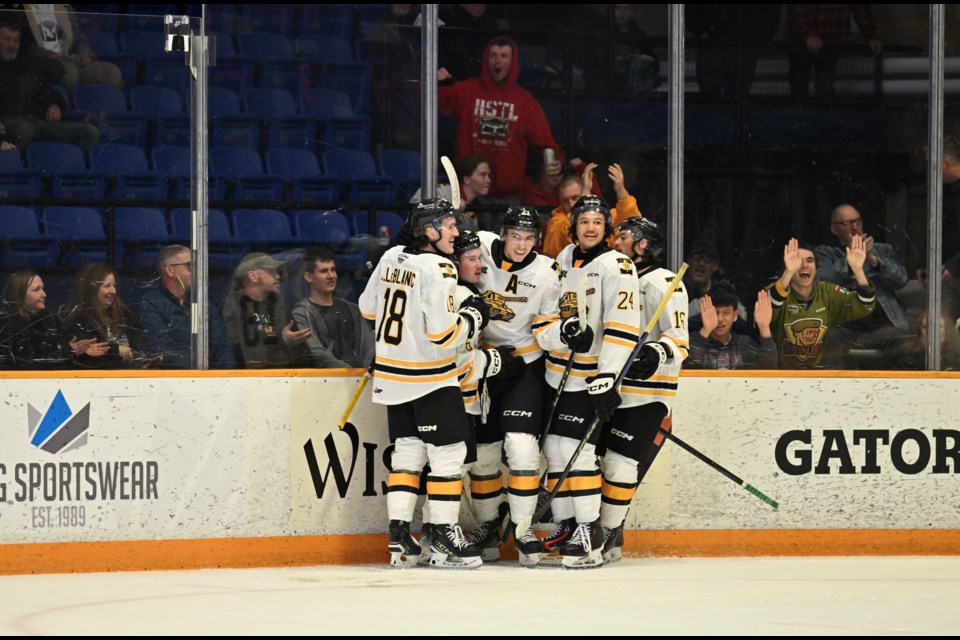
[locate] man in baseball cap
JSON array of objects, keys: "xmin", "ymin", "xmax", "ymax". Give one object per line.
[{"xmin": 220, "ymin": 252, "xmax": 310, "ymax": 368}]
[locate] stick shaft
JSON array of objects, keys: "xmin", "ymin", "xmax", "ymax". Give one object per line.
[
  {"xmin": 337, "ymin": 369, "xmax": 371, "ymax": 430},
  {"xmin": 657, "ymin": 426, "xmax": 780, "ymax": 509}
]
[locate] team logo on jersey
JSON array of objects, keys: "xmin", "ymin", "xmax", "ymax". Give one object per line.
[
  {"xmin": 782, "ymin": 317, "xmax": 826, "ymax": 362},
  {"xmin": 482, "ymin": 290, "xmax": 527, "ymax": 322},
  {"xmin": 438, "ymin": 262, "xmax": 457, "ymax": 280},
  {"xmin": 616, "ymin": 257, "xmax": 635, "ymax": 275},
  {"xmin": 559, "ymin": 291, "xmax": 579, "ymax": 320}
]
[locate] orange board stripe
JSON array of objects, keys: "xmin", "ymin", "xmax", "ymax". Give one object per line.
[{"xmin": 2, "ymin": 529, "xmax": 960, "ymax": 575}]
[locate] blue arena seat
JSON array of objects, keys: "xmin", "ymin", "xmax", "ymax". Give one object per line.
[
  {"xmin": 72, "ymin": 83, "xmax": 148, "ymax": 149},
  {"xmin": 321, "ymin": 148, "xmax": 396, "ymax": 204},
  {"xmin": 169, "ymin": 207, "xmax": 248, "ymax": 271},
  {"xmin": 300, "ymin": 87, "xmax": 371, "ymax": 151},
  {"xmin": 243, "ymin": 87, "xmax": 317, "ymax": 152},
  {"xmin": 88, "ymin": 143, "xmax": 167, "ymax": 200},
  {"xmin": 114, "ymin": 207, "xmax": 169, "ymax": 266},
  {"xmin": 231, "ymin": 208, "xmax": 302, "ymax": 252},
  {"xmin": 209, "ymin": 146, "xmax": 283, "ymax": 203},
  {"xmin": 150, "ymin": 144, "xmax": 192, "ymax": 199},
  {"xmin": 208, "ymin": 86, "xmax": 261, "ymax": 149},
  {"xmin": 41, "ymin": 206, "xmax": 108, "ymax": 266},
  {"xmin": 293, "ymin": 209, "xmax": 368, "ymax": 271},
  {"xmin": 131, "ymin": 85, "xmax": 191, "ymax": 148},
  {"xmin": 377, "ymin": 148, "xmax": 422, "ymax": 201},
  {"xmin": 264, "ymin": 147, "xmax": 340, "ymax": 204},
  {"xmin": 0, "ymin": 205, "xmax": 57, "ymax": 268},
  {"xmin": 26, "ymin": 141, "xmax": 106, "ymax": 199}
]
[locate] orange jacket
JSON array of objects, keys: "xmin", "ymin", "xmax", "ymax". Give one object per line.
[{"xmin": 540, "ymin": 194, "xmax": 642, "ymax": 259}]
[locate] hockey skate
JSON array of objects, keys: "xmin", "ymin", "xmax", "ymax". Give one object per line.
[
  {"xmin": 559, "ymin": 520, "xmax": 604, "ymax": 569},
  {"xmin": 511, "ymin": 521, "xmax": 545, "ymax": 568},
  {"xmin": 388, "ymin": 520, "xmax": 421, "ymax": 568},
  {"xmin": 601, "ymin": 524, "xmax": 624, "ymax": 564},
  {"xmin": 427, "ymin": 524, "xmax": 483, "ymax": 569},
  {"xmin": 537, "ymin": 518, "xmax": 576, "ymax": 567},
  {"xmin": 465, "ymin": 518, "xmax": 503, "ymax": 562}
]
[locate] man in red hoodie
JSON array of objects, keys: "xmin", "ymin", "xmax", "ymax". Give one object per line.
[{"xmin": 438, "ymin": 35, "xmax": 563, "ymax": 202}]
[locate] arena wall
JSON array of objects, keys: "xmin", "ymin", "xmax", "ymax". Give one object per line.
[{"xmin": 1, "ymin": 369, "xmax": 958, "ymax": 575}]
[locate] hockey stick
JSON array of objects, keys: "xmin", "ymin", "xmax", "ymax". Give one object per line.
[
  {"xmin": 440, "ymin": 155, "xmax": 461, "ymax": 210},
  {"xmin": 656, "ymin": 426, "xmax": 779, "ymax": 509},
  {"xmin": 337, "ymin": 365, "xmax": 374, "ymax": 430},
  {"xmin": 507, "ymin": 273, "xmax": 585, "ymax": 543},
  {"xmin": 517, "ymin": 262, "xmax": 689, "ymax": 535}
]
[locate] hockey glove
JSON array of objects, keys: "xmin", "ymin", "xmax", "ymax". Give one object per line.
[
  {"xmin": 485, "ymin": 346, "xmax": 524, "ymax": 380},
  {"xmin": 628, "ymin": 342, "xmax": 673, "ymax": 380},
  {"xmin": 459, "ymin": 295, "xmax": 489, "ymax": 334},
  {"xmin": 586, "ymin": 373, "xmax": 621, "ymax": 423},
  {"xmin": 559, "ymin": 316, "xmax": 594, "ymax": 353}
]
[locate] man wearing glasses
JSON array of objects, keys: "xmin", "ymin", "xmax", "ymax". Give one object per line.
[
  {"xmin": 137, "ymin": 245, "xmax": 236, "ymax": 369},
  {"xmin": 814, "ymin": 204, "xmax": 910, "ymax": 368}
]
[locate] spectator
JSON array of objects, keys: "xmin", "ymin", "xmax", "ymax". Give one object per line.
[
  {"xmin": 438, "ymin": 34, "xmax": 563, "ymax": 201},
  {"xmin": 0, "ymin": 20, "xmax": 99, "ymax": 149},
  {"xmin": 684, "ymin": 238, "xmax": 748, "ymax": 334},
  {"xmin": 6, "ymin": 3, "xmax": 123, "ymax": 89},
  {"xmin": 61, "ymin": 262, "xmax": 147, "ymax": 369},
  {"xmin": 585, "ymin": 3, "xmax": 661, "ymax": 95},
  {"xmin": 523, "ymin": 155, "xmax": 604, "ymax": 210},
  {"xmin": 922, "ymin": 132, "xmax": 960, "ymax": 322},
  {"xmin": 137, "ymin": 245, "xmax": 237, "ymax": 370},
  {"xmin": 521, "ymin": 149, "xmax": 565, "ymax": 209},
  {"xmin": 219, "ymin": 252, "xmax": 309, "ymax": 369},
  {"xmin": 411, "ymin": 154, "xmax": 494, "ymax": 231},
  {"xmin": 290, "ymin": 245, "xmax": 375, "ymax": 369},
  {"xmin": 767, "ymin": 237, "xmax": 876, "ymax": 369},
  {"xmin": 815, "ymin": 204, "xmax": 911, "ymax": 367},
  {"xmin": 786, "ymin": 4, "xmax": 882, "ymax": 99},
  {"xmin": 686, "ymin": 283, "xmax": 778, "ymax": 370},
  {"xmin": 687, "ymin": 5, "xmax": 782, "ymax": 98},
  {"xmin": 889, "ymin": 310, "xmax": 960, "ymax": 371},
  {"xmin": 0, "ymin": 268, "xmax": 90, "ymax": 369},
  {"xmin": 540, "ymin": 163, "xmax": 642, "ymax": 259}
]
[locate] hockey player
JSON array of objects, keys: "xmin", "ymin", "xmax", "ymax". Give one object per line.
[
  {"xmin": 446, "ymin": 229, "xmax": 525, "ymax": 553},
  {"xmin": 358, "ymin": 198, "xmax": 489, "ymax": 570},
  {"xmin": 542, "ymin": 195, "xmax": 641, "ymax": 569},
  {"xmin": 600, "ymin": 216, "xmax": 690, "ymax": 563},
  {"xmin": 465, "ymin": 206, "xmax": 564, "ymax": 566}
]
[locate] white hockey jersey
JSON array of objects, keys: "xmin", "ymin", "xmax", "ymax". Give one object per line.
[
  {"xmin": 453, "ymin": 282, "xmax": 489, "ymax": 416},
  {"xmin": 476, "ymin": 230, "xmax": 563, "ymax": 363},
  {"xmin": 358, "ymin": 246, "xmax": 476, "ymax": 405},
  {"xmin": 545, "ymin": 244, "xmax": 641, "ymax": 392},
  {"xmin": 620, "ymin": 265, "xmax": 690, "ymax": 409}
]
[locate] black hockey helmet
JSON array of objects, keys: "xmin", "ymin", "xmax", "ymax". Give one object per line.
[
  {"xmin": 616, "ymin": 216, "xmax": 664, "ymax": 262},
  {"xmin": 500, "ymin": 205, "xmax": 542, "ymax": 241},
  {"xmin": 569, "ymin": 195, "xmax": 613, "ymax": 238},
  {"xmin": 409, "ymin": 198, "xmax": 461, "ymax": 239},
  {"xmin": 453, "ymin": 227, "xmax": 482, "ymax": 258}
]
